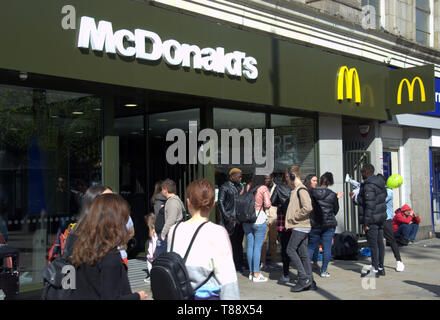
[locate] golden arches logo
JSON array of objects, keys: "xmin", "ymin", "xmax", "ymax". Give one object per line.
[
  {"xmin": 397, "ymin": 77, "xmax": 426, "ymax": 105},
  {"xmin": 337, "ymin": 66, "xmax": 361, "ymax": 104}
]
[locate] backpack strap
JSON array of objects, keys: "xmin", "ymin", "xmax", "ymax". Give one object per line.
[
  {"xmin": 297, "ymin": 187, "xmax": 309, "ymax": 209},
  {"xmin": 170, "ymin": 221, "xmax": 215, "ymax": 293},
  {"xmin": 194, "ymin": 270, "xmax": 215, "ymax": 291},
  {"xmin": 169, "ymin": 221, "xmax": 183, "ymax": 252},
  {"xmin": 169, "ymin": 220, "xmax": 210, "ymax": 262},
  {"xmin": 182, "ymin": 221, "xmax": 210, "ymax": 262}
]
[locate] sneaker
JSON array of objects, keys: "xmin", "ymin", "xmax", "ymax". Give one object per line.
[
  {"xmin": 279, "ymin": 274, "xmax": 290, "ymax": 282},
  {"xmin": 143, "ymin": 277, "xmax": 150, "ymax": 283},
  {"xmin": 306, "ymin": 281, "xmax": 317, "ymax": 291},
  {"xmin": 396, "ymin": 261, "xmax": 405, "ymax": 272},
  {"xmin": 360, "ymin": 269, "xmax": 379, "ymax": 278},
  {"xmin": 248, "ymin": 273, "xmax": 253, "ymax": 280},
  {"xmin": 290, "ymin": 278, "xmax": 312, "ymax": 292},
  {"xmin": 320, "ymin": 271, "xmax": 330, "ymax": 278},
  {"xmin": 252, "ymin": 274, "xmax": 268, "ymax": 283},
  {"xmin": 378, "ymin": 268, "xmax": 386, "ymax": 276},
  {"xmin": 345, "ymin": 173, "xmax": 351, "ymax": 183}
]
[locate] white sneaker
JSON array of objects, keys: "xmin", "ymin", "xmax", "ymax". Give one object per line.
[
  {"xmin": 279, "ymin": 274, "xmax": 290, "ymax": 282},
  {"xmin": 320, "ymin": 271, "xmax": 330, "ymax": 278},
  {"xmin": 396, "ymin": 261, "xmax": 405, "ymax": 272},
  {"xmin": 345, "ymin": 174, "xmax": 351, "ymax": 183},
  {"xmin": 252, "ymin": 274, "xmax": 268, "ymax": 282},
  {"xmin": 248, "ymin": 273, "xmax": 253, "ymax": 280}
]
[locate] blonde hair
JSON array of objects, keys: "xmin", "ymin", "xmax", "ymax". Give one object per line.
[{"xmin": 146, "ymin": 212, "xmax": 156, "ymax": 238}]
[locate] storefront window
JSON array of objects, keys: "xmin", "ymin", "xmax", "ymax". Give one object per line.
[
  {"xmin": 271, "ymin": 114, "xmax": 316, "ymax": 180},
  {"xmin": 213, "ymin": 108, "xmax": 266, "ymax": 185},
  {"xmin": 0, "ymin": 84, "xmax": 102, "ymax": 288}
]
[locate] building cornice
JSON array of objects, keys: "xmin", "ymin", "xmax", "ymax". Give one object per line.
[{"xmin": 142, "ymin": 0, "xmax": 440, "ymax": 76}]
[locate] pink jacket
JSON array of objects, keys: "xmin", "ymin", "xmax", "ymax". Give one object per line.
[{"xmin": 254, "ymin": 185, "xmax": 272, "ymax": 212}]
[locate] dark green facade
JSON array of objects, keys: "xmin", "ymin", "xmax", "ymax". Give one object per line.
[{"xmin": 0, "ymin": 0, "xmax": 434, "ymax": 120}]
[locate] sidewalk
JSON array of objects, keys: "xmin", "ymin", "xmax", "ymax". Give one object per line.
[{"xmin": 130, "ymin": 237, "xmax": 440, "ymax": 300}]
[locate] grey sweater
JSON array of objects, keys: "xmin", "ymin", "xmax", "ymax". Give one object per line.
[{"xmin": 161, "ymin": 195, "xmax": 186, "ymax": 239}]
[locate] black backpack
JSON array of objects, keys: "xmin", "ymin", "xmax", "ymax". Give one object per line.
[
  {"xmin": 236, "ymin": 185, "xmax": 263, "ymax": 224},
  {"xmin": 332, "ymin": 231, "xmax": 359, "ymax": 260},
  {"xmin": 155, "ymin": 205, "xmax": 166, "ymax": 234},
  {"xmin": 41, "ymin": 251, "xmax": 75, "ymax": 300},
  {"xmin": 150, "ymin": 221, "xmax": 214, "ymax": 300}
]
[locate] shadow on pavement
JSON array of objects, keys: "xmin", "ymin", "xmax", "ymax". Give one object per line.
[
  {"xmin": 265, "ymin": 267, "xmax": 342, "ymax": 300},
  {"xmin": 403, "ymin": 280, "xmax": 440, "ymax": 297}
]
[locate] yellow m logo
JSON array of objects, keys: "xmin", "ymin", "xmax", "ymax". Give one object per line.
[
  {"xmin": 397, "ymin": 77, "xmax": 426, "ymax": 105},
  {"xmin": 337, "ymin": 66, "xmax": 361, "ymax": 104}
]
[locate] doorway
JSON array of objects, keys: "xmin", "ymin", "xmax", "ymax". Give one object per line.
[
  {"xmin": 430, "ymin": 148, "xmax": 440, "ymax": 232},
  {"xmin": 148, "ymin": 108, "xmax": 201, "ymax": 209},
  {"xmin": 383, "ymin": 148, "xmax": 401, "ymax": 211},
  {"xmin": 343, "ymin": 149, "xmax": 370, "ymax": 235},
  {"xmin": 114, "ymin": 94, "xmax": 204, "ymax": 257}
]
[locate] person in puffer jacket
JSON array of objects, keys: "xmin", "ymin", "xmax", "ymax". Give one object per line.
[
  {"xmin": 307, "ymin": 172, "xmax": 341, "ymax": 278},
  {"xmin": 357, "ymin": 164, "xmax": 387, "ymax": 278}
]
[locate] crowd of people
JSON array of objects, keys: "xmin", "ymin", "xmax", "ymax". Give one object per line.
[{"xmin": 44, "ymin": 162, "xmax": 421, "ymax": 300}]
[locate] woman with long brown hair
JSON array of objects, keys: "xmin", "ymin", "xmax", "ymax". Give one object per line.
[{"xmin": 70, "ymin": 193, "xmax": 147, "ymax": 300}]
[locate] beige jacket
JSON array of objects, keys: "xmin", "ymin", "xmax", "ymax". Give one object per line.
[{"xmin": 285, "ymin": 182, "xmax": 313, "ymax": 229}]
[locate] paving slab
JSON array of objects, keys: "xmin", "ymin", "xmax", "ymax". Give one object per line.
[{"xmin": 130, "ymin": 237, "xmax": 440, "ymax": 300}]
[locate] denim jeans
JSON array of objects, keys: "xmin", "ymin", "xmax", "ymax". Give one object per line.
[
  {"xmin": 307, "ymin": 227, "xmax": 335, "ymax": 272},
  {"xmin": 243, "ymin": 222, "xmax": 267, "ymax": 273},
  {"xmin": 394, "ymin": 223, "xmax": 419, "ymax": 241},
  {"xmin": 154, "ymin": 232, "xmax": 168, "ymax": 258}
]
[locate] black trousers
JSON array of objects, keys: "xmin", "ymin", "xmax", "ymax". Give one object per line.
[
  {"xmin": 286, "ymin": 230, "xmax": 314, "ymax": 281},
  {"xmin": 229, "ymin": 223, "xmax": 245, "ymax": 269},
  {"xmin": 365, "ymin": 223, "xmax": 385, "ymax": 270},
  {"xmin": 383, "ymin": 219, "xmax": 402, "ymax": 262},
  {"xmin": 279, "ymin": 230, "xmax": 292, "ymax": 276}
]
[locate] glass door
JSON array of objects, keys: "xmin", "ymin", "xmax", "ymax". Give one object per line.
[{"xmin": 148, "ymin": 108, "xmax": 201, "ymax": 213}]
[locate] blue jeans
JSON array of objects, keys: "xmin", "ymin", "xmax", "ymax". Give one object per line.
[
  {"xmin": 394, "ymin": 224, "xmax": 419, "ymax": 241},
  {"xmin": 307, "ymin": 227, "xmax": 335, "ymax": 272},
  {"xmin": 243, "ymin": 222, "xmax": 267, "ymax": 273}
]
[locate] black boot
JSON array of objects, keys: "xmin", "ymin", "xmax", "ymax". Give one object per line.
[{"xmin": 290, "ymin": 277, "xmax": 312, "ymax": 292}]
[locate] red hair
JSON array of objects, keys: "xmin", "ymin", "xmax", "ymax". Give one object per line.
[{"xmin": 185, "ymin": 179, "xmax": 215, "ymax": 214}]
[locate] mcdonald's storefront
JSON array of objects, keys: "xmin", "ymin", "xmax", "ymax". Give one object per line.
[{"xmin": 0, "ymin": 0, "xmax": 436, "ymax": 292}]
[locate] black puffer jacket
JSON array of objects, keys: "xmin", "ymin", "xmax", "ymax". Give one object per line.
[
  {"xmin": 270, "ymin": 183, "xmax": 291, "ymax": 216},
  {"xmin": 310, "ymin": 187, "xmax": 339, "ymax": 228},
  {"xmin": 357, "ymin": 175, "xmax": 387, "ymax": 226}
]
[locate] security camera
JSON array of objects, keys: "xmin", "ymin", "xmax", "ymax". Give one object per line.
[{"xmin": 19, "ymin": 71, "xmax": 28, "ymax": 81}]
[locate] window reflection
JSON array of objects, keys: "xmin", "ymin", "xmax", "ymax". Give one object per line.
[{"xmin": 0, "ymin": 84, "xmax": 102, "ymax": 287}]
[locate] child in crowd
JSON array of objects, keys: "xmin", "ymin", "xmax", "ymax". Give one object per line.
[{"xmin": 144, "ymin": 212, "xmax": 158, "ymax": 283}]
